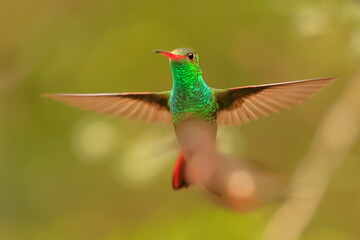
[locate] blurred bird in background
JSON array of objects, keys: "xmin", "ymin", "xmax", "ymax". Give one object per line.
[{"xmin": 44, "ymin": 47, "xmax": 335, "ymax": 209}]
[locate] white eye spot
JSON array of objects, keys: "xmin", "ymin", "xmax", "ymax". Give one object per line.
[{"xmin": 188, "ymin": 52, "xmax": 194, "ymax": 60}]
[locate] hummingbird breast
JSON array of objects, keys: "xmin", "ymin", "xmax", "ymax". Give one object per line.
[
  {"xmin": 169, "ymin": 81, "xmax": 218, "ymax": 126},
  {"xmin": 169, "ymin": 80, "xmax": 218, "ymax": 156},
  {"xmin": 169, "ymin": 62, "xmax": 218, "ymax": 156}
]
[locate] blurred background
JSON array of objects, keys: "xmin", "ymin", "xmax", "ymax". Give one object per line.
[{"xmin": 1, "ymin": 0, "xmax": 360, "ymax": 239}]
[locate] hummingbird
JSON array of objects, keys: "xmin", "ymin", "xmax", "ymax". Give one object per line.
[{"xmin": 45, "ymin": 47, "xmax": 336, "ymax": 191}]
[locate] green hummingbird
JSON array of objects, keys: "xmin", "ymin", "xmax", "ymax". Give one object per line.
[{"xmin": 45, "ymin": 47, "xmax": 336, "ymax": 190}]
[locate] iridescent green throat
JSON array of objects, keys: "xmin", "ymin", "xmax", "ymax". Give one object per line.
[{"xmin": 169, "ymin": 60, "xmax": 217, "ymax": 126}]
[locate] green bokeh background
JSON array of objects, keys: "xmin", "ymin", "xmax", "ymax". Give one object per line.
[{"xmin": 1, "ymin": 0, "xmax": 359, "ymax": 239}]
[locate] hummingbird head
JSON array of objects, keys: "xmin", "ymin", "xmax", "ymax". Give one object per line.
[
  {"xmin": 154, "ymin": 47, "xmax": 202, "ymax": 77},
  {"xmin": 154, "ymin": 47, "xmax": 199, "ymax": 62}
]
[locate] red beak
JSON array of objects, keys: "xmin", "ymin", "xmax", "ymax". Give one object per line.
[{"xmin": 153, "ymin": 49, "xmax": 186, "ymax": 60}]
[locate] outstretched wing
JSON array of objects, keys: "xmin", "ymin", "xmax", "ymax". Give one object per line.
[
  {"xmin": 215, "ymin": 78, "xmax": 336, "ymax": 125},
  {"xmin": 44, "ymin": 92, "xmax": 172, "ymax": 124}
]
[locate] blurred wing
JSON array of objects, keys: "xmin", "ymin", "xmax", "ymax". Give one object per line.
[
  {"xmin": 216, "ymin": 78, "xmax": 336, "ymax": 125},
  {"xmin": 44, "ymin": 92, "xmax": 172, "ymax": 124}
]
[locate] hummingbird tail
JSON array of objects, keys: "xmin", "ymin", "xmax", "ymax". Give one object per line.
[{"xmin": 172, "ymin": 152, "xmax": 189, "ymax": 190}]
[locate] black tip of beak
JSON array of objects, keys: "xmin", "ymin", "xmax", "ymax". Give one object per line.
[{"xmin": 153, "ymin": 49, "xmax": 171, "ymax": 54}]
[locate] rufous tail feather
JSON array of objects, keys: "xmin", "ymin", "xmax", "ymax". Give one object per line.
[{"xmin": 172, "ymin": 152, "xmax": 189, "ymax": 190}]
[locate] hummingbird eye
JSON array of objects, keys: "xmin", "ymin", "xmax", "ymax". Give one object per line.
[{"xmin": 187, "ymin": 52, "xmax": 194, "ymax": 60}]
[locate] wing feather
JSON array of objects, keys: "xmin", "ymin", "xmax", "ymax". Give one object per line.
[
  {"xmin": 216, "ymin": 78, "xmax": 336, "ymax": 125},
  {"xmin": 44, "ymin": 92, "xmax": 172, "ymax": 124}
]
